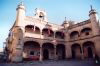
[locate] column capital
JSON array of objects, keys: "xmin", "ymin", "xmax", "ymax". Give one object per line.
[{"xmin": 40, "ymin": 44, "xmax": 42, "ymax": 48}]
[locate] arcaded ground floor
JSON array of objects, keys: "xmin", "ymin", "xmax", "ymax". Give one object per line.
[
  {"xmin": 0, "ymin": 60, "xmax": 100, "ymax": 66},
  {"xmin": 8, "ymin": 39, "xmax": 100, "ymax": 62},
  {"xmin": 22, "ymin": 41, "xmax": 96, "ymax": 61}
]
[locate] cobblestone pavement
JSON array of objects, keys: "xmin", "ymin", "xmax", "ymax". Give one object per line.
[{"xmin": 0, "ymin": 60, "xmax": 100, "ymax": 66}]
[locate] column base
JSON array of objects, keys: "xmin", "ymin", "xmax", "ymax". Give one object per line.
[{"xmin": 11, "ymin": 56, "xmax": 23, "ymax": 62}]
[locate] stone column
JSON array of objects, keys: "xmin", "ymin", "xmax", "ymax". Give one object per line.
[
  {"xmin": 53, "ymin": 31, "xmax": 57, "ymax": 60},
  {"xmin": 65, "ymin": 44, "xmax": 72, "ymax": 59},
  {"xmin": 54, "ymin": 31, "xmax": 56, "ymax": 39},
  {"xmin": 54, "ymin": 45, "xmax": 57, "ymax": 60},
  {"xmin": 94, "ymin": 38, "xmax": 100, "ymax": 58},
  {"xmin": 39, "ymin": 45, "xmax": 43, "ymax": 61},
  {"xmin": 39, "ymin": 29, "xmax": 43, "ymax": 61},
  {"xmin": 81, "ymin": 45, "xmax": 84, "ymax": 60}
]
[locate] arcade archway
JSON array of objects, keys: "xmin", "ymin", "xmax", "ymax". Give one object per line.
[
  {"xmin": 42, "ymin": 43, "xmax": 54, "ymax": 60},
  {"xmin": 23, "ymin": 41, "xmax": 40, "ymax": 61},
  {"xmin": 56, "ymin": 44, "xmax": 66, "ymax": 60},
  {"xmin": 71, "ymin": 44, "xmax": 81, "ymax": 59},
  {"xmin": 83, "ymin": 41, "xmax": 95, "ymax": 59}
]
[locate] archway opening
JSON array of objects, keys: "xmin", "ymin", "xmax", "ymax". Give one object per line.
[
  {"xmin": 55, "ymin": 31, "xmax": 65, "ymax": 39},
  {"xmin": 56, "ymin": 44, "xmax": 65, "ymax": 60},
  {"xmin": 72, "ymin": 49, "xmax": 75, "ymax": 59},
  {"xmin": 43, "ymin": 49, "xmax": 49, "ymax": 60},
  {"xmin": 71, "ymin": 44, "xmax": 81, "ymax": 59},
  {"xmin": 42, "ymin": 28, "xmax": 54, "ymax": 37},
  {"xmin": 25, "ymin": 25, "xmax": 40, "ymax": 34},
  {"xmin": 88, "ymin": 47, "xmax": 93, "ymax": 58},
  {"xmin": 81, "ymin": 28, "xmax": 92, "ymax": 36},
  {"xmin": 35, "ymin": 26, "xmax": 40, "ymax": 34},
  {"xmin": 83, "ymin": 41, "xmax": 94, "ymax": 59},
  {"xmin": 70, "ymin": 31, "xmax": 79, "ymax": 39},
  {"xmin": 42, "ymin": 43, "xmax": 54, "ymax": 60},
  {"xmin": 23, "ymin": 41, "xmax": 40, "ymax": 61},
  {"xmin": 25, "ymin": 25, "xmax": 34, "ymax": 33}
]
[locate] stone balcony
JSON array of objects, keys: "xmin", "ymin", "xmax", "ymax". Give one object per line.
[{"xmin": 24, "ymin": 32, "xmax": 65, "ymax": 42}]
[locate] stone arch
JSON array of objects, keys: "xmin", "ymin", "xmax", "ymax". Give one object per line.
[
  {"xmin": 42, "ymin": 43, "xmax": 54, "ymax": 60},
  {"xmin": 81, "ymin": 27, "xmax": 92, "ymax": 36},
  {"xmin": 70, "ymin": 31, "xmax": 79, "ymax": 39},
  {"xmin": 42, "ymin": 28, "xmax": 54, "ymax": 37},
  {"xmin": 71, "ymin": 43, "xmax": 81, "ymax": 59},
  {"xmin": 23, "ymin": 41, "xmax": 40, "ymax": 61},
  {"xmin": 25, "ymin": 25, "xmax": 34, "ymax": 33},
  {"xmin": 82, "ymin": 41, "xmax": 95, "ymax": 59},
  {"xmin": 56, "ymin": 44, "xmax": 66, "ymax": 59},
  {"xmin": 35, "ymin": 26, "xmax": 40, "ymax": 34},
  {"xmin": 25, "ymin": 25, "xmax": 40, "ymax": 34},
  {"xmin": 55, "ymin": 31, "xmax": 65, "ymax": 39}
]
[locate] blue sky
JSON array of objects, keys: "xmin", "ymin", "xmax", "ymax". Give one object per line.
[{"xmin": 0, "ymin": 0, "xmax": 100, "ymax": 49}]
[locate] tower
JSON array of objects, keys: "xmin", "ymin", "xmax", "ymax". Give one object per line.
[
  {"xmin": 35, "ymin": 8, "xmax": 48, "ymax": 21},
  {"xmin": 89, "ymin": 5, "xmax": 100, "ymax": 58},
  {"xmin": 15, "ymin": 2, "xmax": 25, "ymax": 26},
  {"xmin": 62, "ymin": 17, "xmax": 70, "ymax": 28},
  {"xmin": 89, "ymin": 5, "xmax": 100, "ymax": 35},
  {"xmin": 9, "ymin": 2, "xmax": 25, "ymax": 62}
]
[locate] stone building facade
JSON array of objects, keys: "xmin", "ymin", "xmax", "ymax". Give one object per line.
[{"xmin": 5, "ymin": 3, "xmax": 100, "ymax": 62}]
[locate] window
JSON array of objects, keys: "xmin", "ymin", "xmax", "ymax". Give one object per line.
[
  {"xmin": 30, "ymin": 51, "xmax": 34, "ymax": 55},
  {"xmin": 85, "ymin": 32, "xmax": 89, "ymax": 35}
]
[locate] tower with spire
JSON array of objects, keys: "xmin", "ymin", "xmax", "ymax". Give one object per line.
[
  {"xmin": 89, "ymin": 5, "xmax": 100, "ymax": 58},
  {"xmin": 8, "ymin": 1, "xmax": 26, "ymax": 62},
  {"xmin": 15, "ymin": 1, "xmax": 26, "ymax": 27},
  {"xmin": 62, "ymin": 17, "xmax": 70, "ymax": 28},
  {"xmin": 89, "ymin": 5, "xmax": 100, "ymax": 35}
]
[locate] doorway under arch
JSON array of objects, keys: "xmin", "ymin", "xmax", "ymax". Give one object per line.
[
  {"xmin": 88, "ymin": 47, "xmax": 93, "ymax": 58},
  {"xmin": 71, "ymin": 43, "xmax": 81, "ymax": 59},
  {"xmin": 83, "ymin": 41, "xmax": 95, "ymax": 59},
  {"xmin": 43, "ymin": 49, "xmax": 49, "ymax": 60},
  {"xmin": 42, "ymin": 43, "xmax": 54, "ymax": 60},
  {"xmin": 56, "ymin": 44, "xmax": 66, "ymax": 60},
  {"xmin": 23, "ymin": 41, "xmax": 40, "ymax": 61}
]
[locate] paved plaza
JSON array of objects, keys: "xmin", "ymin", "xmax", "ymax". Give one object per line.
[{"xmin": 0, "ymin": 60, "xmax": 100, "ymax": 66}]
